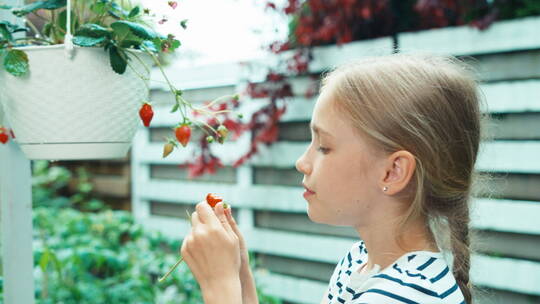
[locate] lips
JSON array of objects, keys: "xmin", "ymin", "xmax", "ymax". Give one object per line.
[{"xmin": 303, "ymin": 183, "xmax": 315, "ymax": 194}]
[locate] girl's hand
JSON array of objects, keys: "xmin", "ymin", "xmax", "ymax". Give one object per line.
[{"xmin": 181, "ymin": 201, "xmax": 242, "ymax": 302}]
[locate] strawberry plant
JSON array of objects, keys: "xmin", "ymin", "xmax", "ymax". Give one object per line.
[{"xmin": 0, "ymin": 0, "xmax": 244, "ymax": 169}]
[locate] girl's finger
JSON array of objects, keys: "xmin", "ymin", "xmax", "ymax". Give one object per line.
[
  {"xmin": 195, "ymin": 201, "xmax": 221, "ymax": 229},
  {"xmin": 191, "ymin": 211, "xmax": 201, "ymax": 228},
  {"xmin": 214, "ymin": 202, "xmax": 235, "ymax": 236},
  {"xmin": 180, "ymin": 235, "xmax": 198, "ymax": 274},
  {"xmin": 225, "ymin": 207, "xmax": 241, "ymax": 235}
]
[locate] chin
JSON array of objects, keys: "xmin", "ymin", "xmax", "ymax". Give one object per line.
[
  {"xmin": 306, "ymin": 208, "xmax": 319, "ymax": 223},
  {"xmin": 306, "ymin": 208, "xmax": 329, "ymax": 225}
]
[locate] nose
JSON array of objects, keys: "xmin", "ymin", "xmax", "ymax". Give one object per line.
[{"xmin": 295, "ymin": 149, "xmax": 312, "ymax": 175}]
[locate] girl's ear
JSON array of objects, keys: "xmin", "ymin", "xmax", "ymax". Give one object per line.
[{"xmin": 380, "ymin": 150, "xmax": 416, "ymax": 195}]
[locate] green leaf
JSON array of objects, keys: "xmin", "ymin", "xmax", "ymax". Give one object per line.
[
  {"xmin": 12, "ymin": 2, "xmax": 43, "ymax": 16},
  {"xmin": 150, "ymin": 37, "xmax": 162, "ymax": 51},
  {"xmin": 90, "ymin": 1, "xmax": 107, "ymax": 15},
  {"xmin": 0, "ymin": 4, "xmax": 13, "ymax": 9},
  {"xmin": 49, "ymin": 251, "xmax": 63, "ymax": 280},
  {"xmin": 111, "ymin": 20, "xmax": 156, "ymax": 41},
  {"xmin": 108, "ymin": 1, "xmax": 127, "ymax": 19},
  {"xmin": 40, "ymin": 0, "xmax": 67, "ymax": 10},
  {"xmin": 75, "ymin": 24, "xmax": 109, "ymax": 38},
  {"xmin": 170, "ymin": 39, "xmax": 181, "ymax": 51},
  {"xmin": 73, "ymin": 24, "xmax": 110, "ymax": 47},
  {"xmin": 3, "ymin": 49, "xmax": 29, "ymax": 77},
  {"xmin": 119, "ymin": 39, "xmax": 141, "ymax": 48},
  {"xmin": 12, "ymin": 0, "xmax": 66, "ymax": 17},
  {"xmin": 128, "ymin": 6, "xmax": 140, "ymax": 18},
  {"xmin": 0, "ymin": 24, "xmax": 12, "ymax": 41},
  {"xmin": 141, "ymin": 40, "xmax": 157, "ymax": 52},
  {"xmin": 73, "ymin": 35, "xmax": 106, "ymax": 47},
  {"xmin": 57, "ymin": 9, "xmax": 78, "ymax": 32},
  {"xmin": 39, "ymin": 249, "xmax": 50, "ymax": 272},
  {"xmin": 108, "ymin": 9, "xmax": 122, "ymax": 19},
  {"xmin": 109, "ymin": 45, "xmax": 127, "ymax": 74},
  {"xmin": 43, "ymin": 23, "xmax": 52, "ymax": 37},
  {"xmin": 170, "ymin": 103, "xmax": 179, "ymax": 113},
  {"xmin": 0, "ymin": 21, "xmax": 27, "ymax": 42},
  {"xmin": 180, "ymin": 19, "xmax": 188, "ymax": 29}
]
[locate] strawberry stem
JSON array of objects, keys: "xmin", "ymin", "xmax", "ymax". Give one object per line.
[{"xmin": 157, "ymin": 256, "xmax": 184, "ymax": 283}]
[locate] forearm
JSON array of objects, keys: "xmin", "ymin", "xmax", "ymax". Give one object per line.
[
  {"xmin": 240, "ymin": 264, "xmax": 259, "ymax": 304},
  {"xmin": 202, "ymin": 276, "xmax": 243, "ymax": 304}
]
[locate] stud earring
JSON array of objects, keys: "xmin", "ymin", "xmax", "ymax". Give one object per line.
[{"xmin": 383, "ymin": 186, "xmax": 389, "ymax": 192}]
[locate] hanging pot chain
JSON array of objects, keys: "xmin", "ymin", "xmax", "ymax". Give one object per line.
[{"xmin": 64, "ymin": 0, "xmax": 75, "ymax": 59}]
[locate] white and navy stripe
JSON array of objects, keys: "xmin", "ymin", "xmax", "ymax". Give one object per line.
[{"xmin": 325, "ymin": 241, "xmax": 465, "ymax": 304}]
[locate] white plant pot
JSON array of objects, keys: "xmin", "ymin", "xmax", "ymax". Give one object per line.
[{"xmin": 0, "ymin": 44, "xmax": 151, "ymax": 160}]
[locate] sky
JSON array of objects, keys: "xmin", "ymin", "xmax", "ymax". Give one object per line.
[{"xmin": 140, "ymin": 0, "xmax": 288, "ymax": 65}]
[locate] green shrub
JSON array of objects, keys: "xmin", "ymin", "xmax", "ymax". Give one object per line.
[
  {"xmin": 0, "ymin": 206, "xmax": 280, "ymax": 303},
  {"xmin": 0, "ymin": 161, "xmax": 281, "ymax": 303},
  {"xmin": 32, "ymin": 160, "xmax": 107, "ymax": 212}
]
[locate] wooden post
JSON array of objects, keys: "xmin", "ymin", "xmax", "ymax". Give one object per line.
[
  {"xmin": 0, "ymin": 141, "xmax": 35, "ymax": 304},
  {"xmin": 1, "ymin": 1, "xmax": 35, "ymax": 303}
]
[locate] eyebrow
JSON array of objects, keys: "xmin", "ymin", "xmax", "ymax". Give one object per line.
[{"xmin": 310, "ymin": 123, "xmax": 333, "ymax": 138}]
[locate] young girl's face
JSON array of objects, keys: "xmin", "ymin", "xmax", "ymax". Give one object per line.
[{"xmin": 295, "ymin": 87, "xmax": 386, "ymax": 227}]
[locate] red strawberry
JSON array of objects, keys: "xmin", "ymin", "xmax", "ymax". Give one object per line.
[
  {"xmin": 0, "ymin": 128, "xmax": 8, "ymax": 144},
  {"xmin": 175, "ymin": 124, "xmax": 191, "ymax": 147},
  {"xmin": 0, "ymin": 133, "xmax": 8, "ymax": 144},
  {"xmin": 206, "ymin": 193, "xmax": 223, "ymax": 208},
  {"xmin": 139, "ymin": 102, "xmax": 154, "ymax": 127}
]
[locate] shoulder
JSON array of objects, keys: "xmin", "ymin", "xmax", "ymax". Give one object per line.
[
  {"xmin": 326, "ymin": 240, "xmax": 368, "ymax": 296},
  {"xmin": 329, "ymin": 240, "xmax": 367, "ymax": 281},
  {"xmin": 352, "ymin": 252, "xmax": 465, "ymax": 304},
  {"xmin": 340, "ymin": 240, "xmax": 369, "ymax": 271}
]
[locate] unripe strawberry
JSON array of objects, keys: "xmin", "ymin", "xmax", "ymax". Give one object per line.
[
  {"xmin": 163, "ymin": 142, "xmax": 174, "ymax": 158},
  {"xmin": 206, "ymin": 135, "xmax": 214, "ymax": 143},
  {"xmin": 217, "ymin": 125, "xmax": 228, "ymax": 144}
]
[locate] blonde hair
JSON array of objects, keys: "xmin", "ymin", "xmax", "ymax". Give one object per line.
[{"xmin": 322, "ymin": 53, "xmax": 486, "ymax": 303}]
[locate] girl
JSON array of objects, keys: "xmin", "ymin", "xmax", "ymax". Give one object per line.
[{"xmin": 180, "ymin": 53, "xmax": 483, "ymax": 304}]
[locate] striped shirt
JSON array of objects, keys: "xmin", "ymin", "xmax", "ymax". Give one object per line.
[{"xmin": 325, "ymin": 241, "xmax": 465, "ymax": 304}]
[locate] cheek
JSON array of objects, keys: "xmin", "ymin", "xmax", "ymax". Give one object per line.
[{"xmin": 333, "ymin": 156, "xmax": 373, "ymax": 194}]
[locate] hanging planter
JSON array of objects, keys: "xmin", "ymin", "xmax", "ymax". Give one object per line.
[
  {"xmin": 0, "ymin": 0, "xmax": 244, "ymax": 162},
  {"xmin": 0, "ymin": 44, "xmax": 151, "ymax": 159}
]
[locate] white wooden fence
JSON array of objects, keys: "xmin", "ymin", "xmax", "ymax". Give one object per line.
[
  {"xmin": 0, "ymin": 0, "xmax": 36, "ymax": 303},
  {"xmin": 132, "ymin": 16, "xmax": 540, "ymax": 304}
]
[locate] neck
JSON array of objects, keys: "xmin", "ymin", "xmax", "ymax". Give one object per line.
[{"xmin": 356, "ymin": 216, "xmax": 438, "ymax": 272}]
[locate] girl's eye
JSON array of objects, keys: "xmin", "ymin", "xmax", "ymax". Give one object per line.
[{"xmin": 317, "ymin": 146, "xmax": 330, "ymax": 154}]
